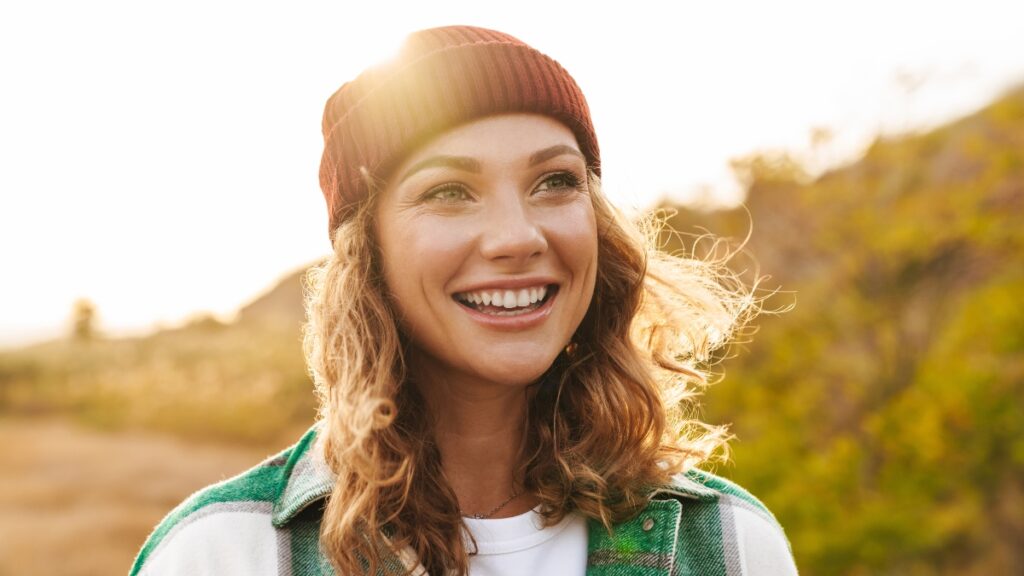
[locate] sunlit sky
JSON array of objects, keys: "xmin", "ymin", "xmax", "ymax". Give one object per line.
[{"xmin": 1, "ymin": 0, "xmax": 1022, "ymax": 348}]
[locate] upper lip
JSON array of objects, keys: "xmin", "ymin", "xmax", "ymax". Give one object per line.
[{"xmin": 451, "ymin": 276, "xmax": 560, "ymax": 295}]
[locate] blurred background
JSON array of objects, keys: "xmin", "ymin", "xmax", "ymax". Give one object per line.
[{"xmin": 1, "ymin": 1, "xmax": 1022, "ymax": 574}]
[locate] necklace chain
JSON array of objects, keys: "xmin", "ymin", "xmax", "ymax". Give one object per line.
[{"xmin": 460, "ymin": 488, "xmax": 523, "ymax": 520}]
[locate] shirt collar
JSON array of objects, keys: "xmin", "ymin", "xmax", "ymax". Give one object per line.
[
  {"xmin": 269, "ymin": 424, "xmax": 718, "ymax": 576},
  {"xmin": 270, "ymin": 425, "xmax": 428, "ymax": 575},
  {"xmin": 270, "ymin": 424, "xmax": 716, "ymax": 528},
  {"xmin": 272, "ymin": 422, "xmax": 335, "ymax": 527},
  {"xmin": 650, "ymin": 469, "xmax": 720, "ymax": 501}
]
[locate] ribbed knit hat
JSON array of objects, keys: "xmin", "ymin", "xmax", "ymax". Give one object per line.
[{"xmin": 318, "ymin": 25, "xmax": 600, "ymax": 238}]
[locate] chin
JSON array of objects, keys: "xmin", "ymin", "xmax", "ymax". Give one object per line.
[{"xmin": 471, "ymin": 356, "xmax": 559, "ymax": 387}]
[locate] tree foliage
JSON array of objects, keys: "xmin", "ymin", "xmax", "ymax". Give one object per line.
[
  {"xmin": 662, "ymin": 87, "xmax": 1024, "ymax": 574},
  {"xmin": 70, "ymin": 298, "xmax": 97, "ymax": 341}
]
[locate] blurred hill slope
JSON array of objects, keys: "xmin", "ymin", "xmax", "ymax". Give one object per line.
[
  {"xmin": 664, "ymin": 85, "xmax": 1023, "ymax": 575},
  {"xmin": 0, "ymin": 266, "xmax": 316, "ymax": 445},
  {"xmin": 235, "ymin": 264, "xmax": 311, "ymax": 332}
]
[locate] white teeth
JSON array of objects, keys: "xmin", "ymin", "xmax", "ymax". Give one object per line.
[
  {"xmin": 456, "ymin": 285, "xmax": 552, "ymax": 310},
  {"xmin": 516, "ymin": 289, "xmax": 530, "ymax": 307}
]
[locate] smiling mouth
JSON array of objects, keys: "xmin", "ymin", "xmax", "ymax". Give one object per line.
[{"xmin": 453, "ymin": 284, "xmax": 558, "ymax": 317}]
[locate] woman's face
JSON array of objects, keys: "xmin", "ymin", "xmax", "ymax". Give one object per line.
[{"xmin": 375, "ymin": 113, "xmax": 598, "ymax": 388}]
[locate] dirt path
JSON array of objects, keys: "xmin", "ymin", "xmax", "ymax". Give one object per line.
[{"xmin": 0, "ymin": 417, "xmax": 279, "ymax": 576}]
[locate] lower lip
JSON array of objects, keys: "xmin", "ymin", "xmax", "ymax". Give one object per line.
[{"xmin": 456, "ymin": 290, "xmax": 557, "ymax": 330}]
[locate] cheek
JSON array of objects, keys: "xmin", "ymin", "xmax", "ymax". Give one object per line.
[
  {"xmin": 378, "ymin": 216, "xmax": 470, "ymax": 312},
  {"xmin": 542, "ymin": 201, "xmax": 599, "ymax": 294},
  {"xmin": 547, "ymin": 201, "xmax": 598, "ymax": 262}
]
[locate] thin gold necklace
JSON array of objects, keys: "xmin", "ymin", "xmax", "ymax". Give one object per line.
[{"xmin": 460, "ymin": 488, "xmax": 524, "ymax": 520}]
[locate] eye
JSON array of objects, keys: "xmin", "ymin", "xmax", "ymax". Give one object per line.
[
  {"xmin": 424, "ymin": 183, "xmax": 471, "ymax": 203},
  {"xmin": 534, "ymin": 171, "xmax": 583, "ymax": 194}
]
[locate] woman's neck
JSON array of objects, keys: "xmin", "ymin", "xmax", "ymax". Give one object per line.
[{"xmin": 411, "ymin": 364, "xmax": 536, "ymax": 518}]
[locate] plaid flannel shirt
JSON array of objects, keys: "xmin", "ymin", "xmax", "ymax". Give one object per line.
[{"xmin": 130, "ymin": 425, "xmax": 794, "ymax": 575}]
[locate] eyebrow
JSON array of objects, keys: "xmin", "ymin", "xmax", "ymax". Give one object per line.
[
  {"xmin": 398, "ymin": 155, "xmax": 481, "ymax": 184},
  {"xmin": 398, "ymin": 144, "xmax": 585, "ymax": 184},
  {"xmin": 528, "ymin": 144, "xmax": 585, "ymax": 167}
]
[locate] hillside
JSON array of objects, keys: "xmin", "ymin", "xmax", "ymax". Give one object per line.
[
  {"xmin": 235, "ymin": 264, "xmax": 314, "ymax": 332},
  {"xmin": 0, "ymin": 266, "xmax": 319, "ymax": 445},
  {"xmin": 670, "ymin": 85, "xmax": 1024, "ymax": 574}
]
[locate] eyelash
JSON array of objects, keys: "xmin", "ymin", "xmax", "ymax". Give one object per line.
[
  {"xmin": 537, "ymin": 171, "xmax": 583, "ymax": 192},
  {"xmin": 423, "ymin": 183, "xmax": 469, "ymax": 203},
  {"xmin": 422, "ymin": 171, "xmax": 583, "ymax": 203}
]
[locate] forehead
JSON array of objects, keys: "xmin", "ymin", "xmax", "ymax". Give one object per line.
[{"xmin": 394, "ymin": 113, "xmax": 582, "ymax": 171}]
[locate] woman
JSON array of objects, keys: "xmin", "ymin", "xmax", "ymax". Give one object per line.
[{"xmin": 131, "ymin": 25, "xmax": 798, "ymax": 575}]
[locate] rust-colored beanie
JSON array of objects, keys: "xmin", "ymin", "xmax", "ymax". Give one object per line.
[{"xmin": 318, "ymin": 25, "xmax": 600, "ymax": 238}]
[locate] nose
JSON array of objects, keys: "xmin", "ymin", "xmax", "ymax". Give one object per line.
[{"xmin": 478, "ymin": 194, "xmax": 547, "ymax": 263}]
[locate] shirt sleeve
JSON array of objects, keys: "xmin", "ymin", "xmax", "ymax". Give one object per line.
[
  {"xmin": 732, "ymin": 506, "xmax": 799, "ymax": 575},
  {"xmin": 136, "ymin": 511, "xmax": 281, "ymax": 576}
]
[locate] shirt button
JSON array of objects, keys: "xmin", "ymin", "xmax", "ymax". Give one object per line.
[{"xmin": 642, "ymin": 517, "xmax": 655, "ymax": 531}]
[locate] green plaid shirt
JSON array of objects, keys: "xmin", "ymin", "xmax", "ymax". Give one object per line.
[{"xmin": 130, "ymin": 425, "xmax": 794, "ymax": 575}]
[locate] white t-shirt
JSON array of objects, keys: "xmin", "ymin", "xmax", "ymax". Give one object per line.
[{"xmin": 463, "ymin": 509, "xmax": 588, "ymax": 576}]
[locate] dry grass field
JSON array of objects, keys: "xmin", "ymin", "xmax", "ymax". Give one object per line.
[
  {"xmin": 0, "ymin": 416, "xmax": 280, "ymax": 576},
  {"xmin": 0, "ymin": 270, "xmax": 314, "ymax": 575}
]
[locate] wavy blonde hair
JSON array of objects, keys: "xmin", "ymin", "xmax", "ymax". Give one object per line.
[{"xmin": 303, "ymin": 173, "xmax": 760, "ymax": 575}]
